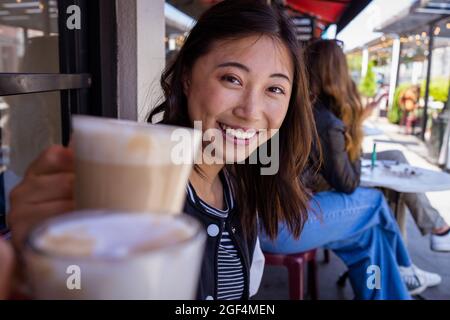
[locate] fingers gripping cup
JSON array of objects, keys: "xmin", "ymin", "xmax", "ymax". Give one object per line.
[
  {"xmin": 71, "ymin": 116, "xmax": 202, "ymax": 214},
  {"xmin": 24, "ymin": 211, "xmax": 206, "ymax": 300},
  {"xmin": 39, "ymin": 117, "xmax": 207, "ymax": 299}
]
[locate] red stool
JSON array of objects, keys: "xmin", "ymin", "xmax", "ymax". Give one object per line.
[{"xmin": 264, "ymin": 250, "xmax": 318, "ymax": 300}]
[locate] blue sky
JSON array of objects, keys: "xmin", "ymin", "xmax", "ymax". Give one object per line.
[{"xmin": 337, "ymin": 0, "xmax": 416, "ymax": 50}]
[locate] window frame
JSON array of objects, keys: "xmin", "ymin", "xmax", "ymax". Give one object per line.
[{"xmin": 0, "ymin": 0, "xmax": 118, "ymax": 231}]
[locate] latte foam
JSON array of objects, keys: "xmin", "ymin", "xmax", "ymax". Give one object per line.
[{"xmin": 34, "ymin": 212, "xmax": 195, "ymax": 259}]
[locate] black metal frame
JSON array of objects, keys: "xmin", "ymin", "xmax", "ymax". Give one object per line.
[
  {"xmin": 421, "ymin": 22, "xmax": 436, "ymax": 140},
  {"xmin": 336, "ymin": 0, "xmax": 373, "ymax": 33},
  {"xmin": 0, "ymin": 74, "xmax": 91, "ymax": 96},
  {"xmin": 420, "ymin": 15, "xmax": 450, "ymax": 141},
  {"xmin": 58, "ymin": 0, "xmax": 91, "ymax": 145},
  {"xmin": 84, "ymin": 0, "xmax": 118, "ymax": 119},
  {"xmin": 58, "ymin": 0, "xmax": 118, "ymax": 145}
]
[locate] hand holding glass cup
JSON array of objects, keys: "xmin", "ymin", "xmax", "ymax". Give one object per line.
[{"xmin": 24, "ymin": 116, "xmax": 205, "ymax": 300}]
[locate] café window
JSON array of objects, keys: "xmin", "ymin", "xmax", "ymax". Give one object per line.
[{"xmin": 0, "ymin": 0, "xmax": 116, "ymax": 231}]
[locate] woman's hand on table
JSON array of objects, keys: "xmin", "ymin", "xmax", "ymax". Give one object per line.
[{"xmin": 7, "ymin": 145, "xmax": 75, "ymax": 249}]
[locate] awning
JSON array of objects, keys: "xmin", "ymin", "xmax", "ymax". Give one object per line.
[
  {"xmin": 285, "ymin": 0, "xmax": 372, "ymax": 33},
  {"xmin": 377, "ymin": 0, "xmax": 450, "ymax": 35},
  {"xmin": 168, "ymin": 0, "xmax": 372, "ymax": 35},
  {"xmin": 165, "ymin": 3, "xmax": 196, "ymax": 33}
]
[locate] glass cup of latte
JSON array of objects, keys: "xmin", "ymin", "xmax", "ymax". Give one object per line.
[
  {"xmin": 71, "ymin": 115, "xmax": 202, "ymax": 214},
  {"xmin": 24, "ymin": 211, "xmax": 206, "ymax": 299}
]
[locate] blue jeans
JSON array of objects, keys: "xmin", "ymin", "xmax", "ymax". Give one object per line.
[{"xmin": 260, "ymin": 187, "xmax": 412, "ymax": 300}]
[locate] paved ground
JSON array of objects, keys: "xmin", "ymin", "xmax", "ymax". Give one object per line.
[{"xmin": 254, "ymin": 117, "xmax": 450, "ymax": 300}]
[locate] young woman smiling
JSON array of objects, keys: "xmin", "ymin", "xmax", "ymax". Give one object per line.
[{"xmin": 7, "ymin": 0, "xmax": 316, "ymax": 300}]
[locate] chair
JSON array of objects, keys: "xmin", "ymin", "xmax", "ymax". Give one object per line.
[{"xmin": 263, "ymin": 249, "xmax": 318, "ymax": 300}]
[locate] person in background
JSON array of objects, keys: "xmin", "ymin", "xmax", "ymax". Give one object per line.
[
  {"xmin": 260, "ymin": 39, "xmax": 440, "ymax": 299},
  {"xmin": 399, "ymin": 85, "xmax": 421, "ymax": 135},
  {"xmin": 359, "ymin": 78, "xmax": 449, "ymax": 252}
]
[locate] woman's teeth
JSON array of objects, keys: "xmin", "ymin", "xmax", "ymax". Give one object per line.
[{"xmin": 220, "ymin": 123, "xmax": 257, "ymax": 140}]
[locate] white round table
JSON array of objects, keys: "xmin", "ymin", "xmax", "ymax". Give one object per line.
[
  {"xmin": 360, "ymin": 160, "xmax": 450, "ymax": 193},
  {"xmin": 360, "ymin": 159, "xmax": 450, "ymax": 239}
]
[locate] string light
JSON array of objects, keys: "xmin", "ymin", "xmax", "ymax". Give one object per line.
[{"xmin": 434, "ymin": 26, "xmax": 441, "ymax": 36}]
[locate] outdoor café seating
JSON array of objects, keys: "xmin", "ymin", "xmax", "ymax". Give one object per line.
[
  {"xmin": 263, "ymin": 250, "xmax": 319, "ymax": 300},
  {"xmin": 0, "ymin": 0, "xmax": 450, "ymax": 303}
]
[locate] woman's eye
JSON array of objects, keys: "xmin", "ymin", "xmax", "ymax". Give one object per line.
[
  {"xmin": 268, "ymin": 87, "xmax": 285, "ymax": 95},
  {"xmin": 222, "ymin": 75, "xmax": 241, "ymax": 85}
]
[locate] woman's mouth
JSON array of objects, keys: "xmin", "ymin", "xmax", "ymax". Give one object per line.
[{"xmin": 218, "ymin": 122, "xmax": 260, "ymax": 146}]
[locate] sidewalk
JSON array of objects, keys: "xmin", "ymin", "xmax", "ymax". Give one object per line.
[{"xmin": 254, "ymin": 117, "xmax": 450, "ymax": 300}]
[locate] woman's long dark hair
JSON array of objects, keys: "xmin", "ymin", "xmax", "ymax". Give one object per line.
[
  {"xmin": 148, "ymin": 0, "xmax": 317, "ymax": 240},
  {"xmin": 305, "ymin": 40, "xmax": 364, "ymax": 162}
]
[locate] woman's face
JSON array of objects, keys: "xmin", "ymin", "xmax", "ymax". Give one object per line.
[{"xmin": 184, "ymin": 35, "xmax": 294, "ymax": 163}]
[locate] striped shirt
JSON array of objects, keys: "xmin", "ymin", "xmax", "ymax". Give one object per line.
[
  {"xmin": 217, "ymin": 231, "xmax": 245, "ymax": 299},
  {"xmin": 186, "ymin": 172, "xmax": 245, "ymax": 300}
]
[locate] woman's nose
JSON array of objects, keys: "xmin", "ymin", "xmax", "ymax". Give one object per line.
[{"xmin": 232, "ymin": 90, "xmax": 262, "ymax": 121}]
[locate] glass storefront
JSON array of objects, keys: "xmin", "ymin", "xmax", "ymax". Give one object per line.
[
  {"xmin": 0, "ymin": 0, "xmax": 96, "ymax": 230},
  {"xmin": 0, "ymin": 0, "xmax": 61, "ymax": 229},
  {"xmin": 0, "ymin": 0, "xmax": 59, "ymax": 73}
]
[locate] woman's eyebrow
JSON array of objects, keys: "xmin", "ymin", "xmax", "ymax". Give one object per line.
[
  {"xmin": 217, "ymin": 62, "xmax": 290, "ymax": 82},
  {"xmin": 216, "ymin": 62, "xmax": 250, "ymax": 72},
  {"xmin": 270, "ymin": 73, "xmax": 290, "ymax": 82}
]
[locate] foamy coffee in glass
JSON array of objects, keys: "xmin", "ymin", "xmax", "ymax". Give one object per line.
[
  {"xmin": 72, "ymin": 115, "xmax": 202, "ymax": 214},
  {"xmin": 24, "ymin": 211, "xmax": 206, "ymax": 299}
]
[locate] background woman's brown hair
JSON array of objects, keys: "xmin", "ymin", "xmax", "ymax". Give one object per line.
[
  {"xmin": 305, "ymin": 39, "xmax": 364, "ymax": 162},
  {"xmin": 148, "ymin": 0, "xmax": 317, "ymax": 240}
]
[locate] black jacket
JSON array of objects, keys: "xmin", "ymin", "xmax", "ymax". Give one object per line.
[
  {"xmin": 183, "ymin": 192, "xmax": 257, "ymax": 300},
  {"xmin": 311, "ymin": 98, "xmax": 361, "ymax": 194}
]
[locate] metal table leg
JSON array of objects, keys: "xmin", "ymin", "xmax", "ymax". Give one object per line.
[{"xmin": 393, "ymin": 191, "xmax": 407, "ymax": 241}]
